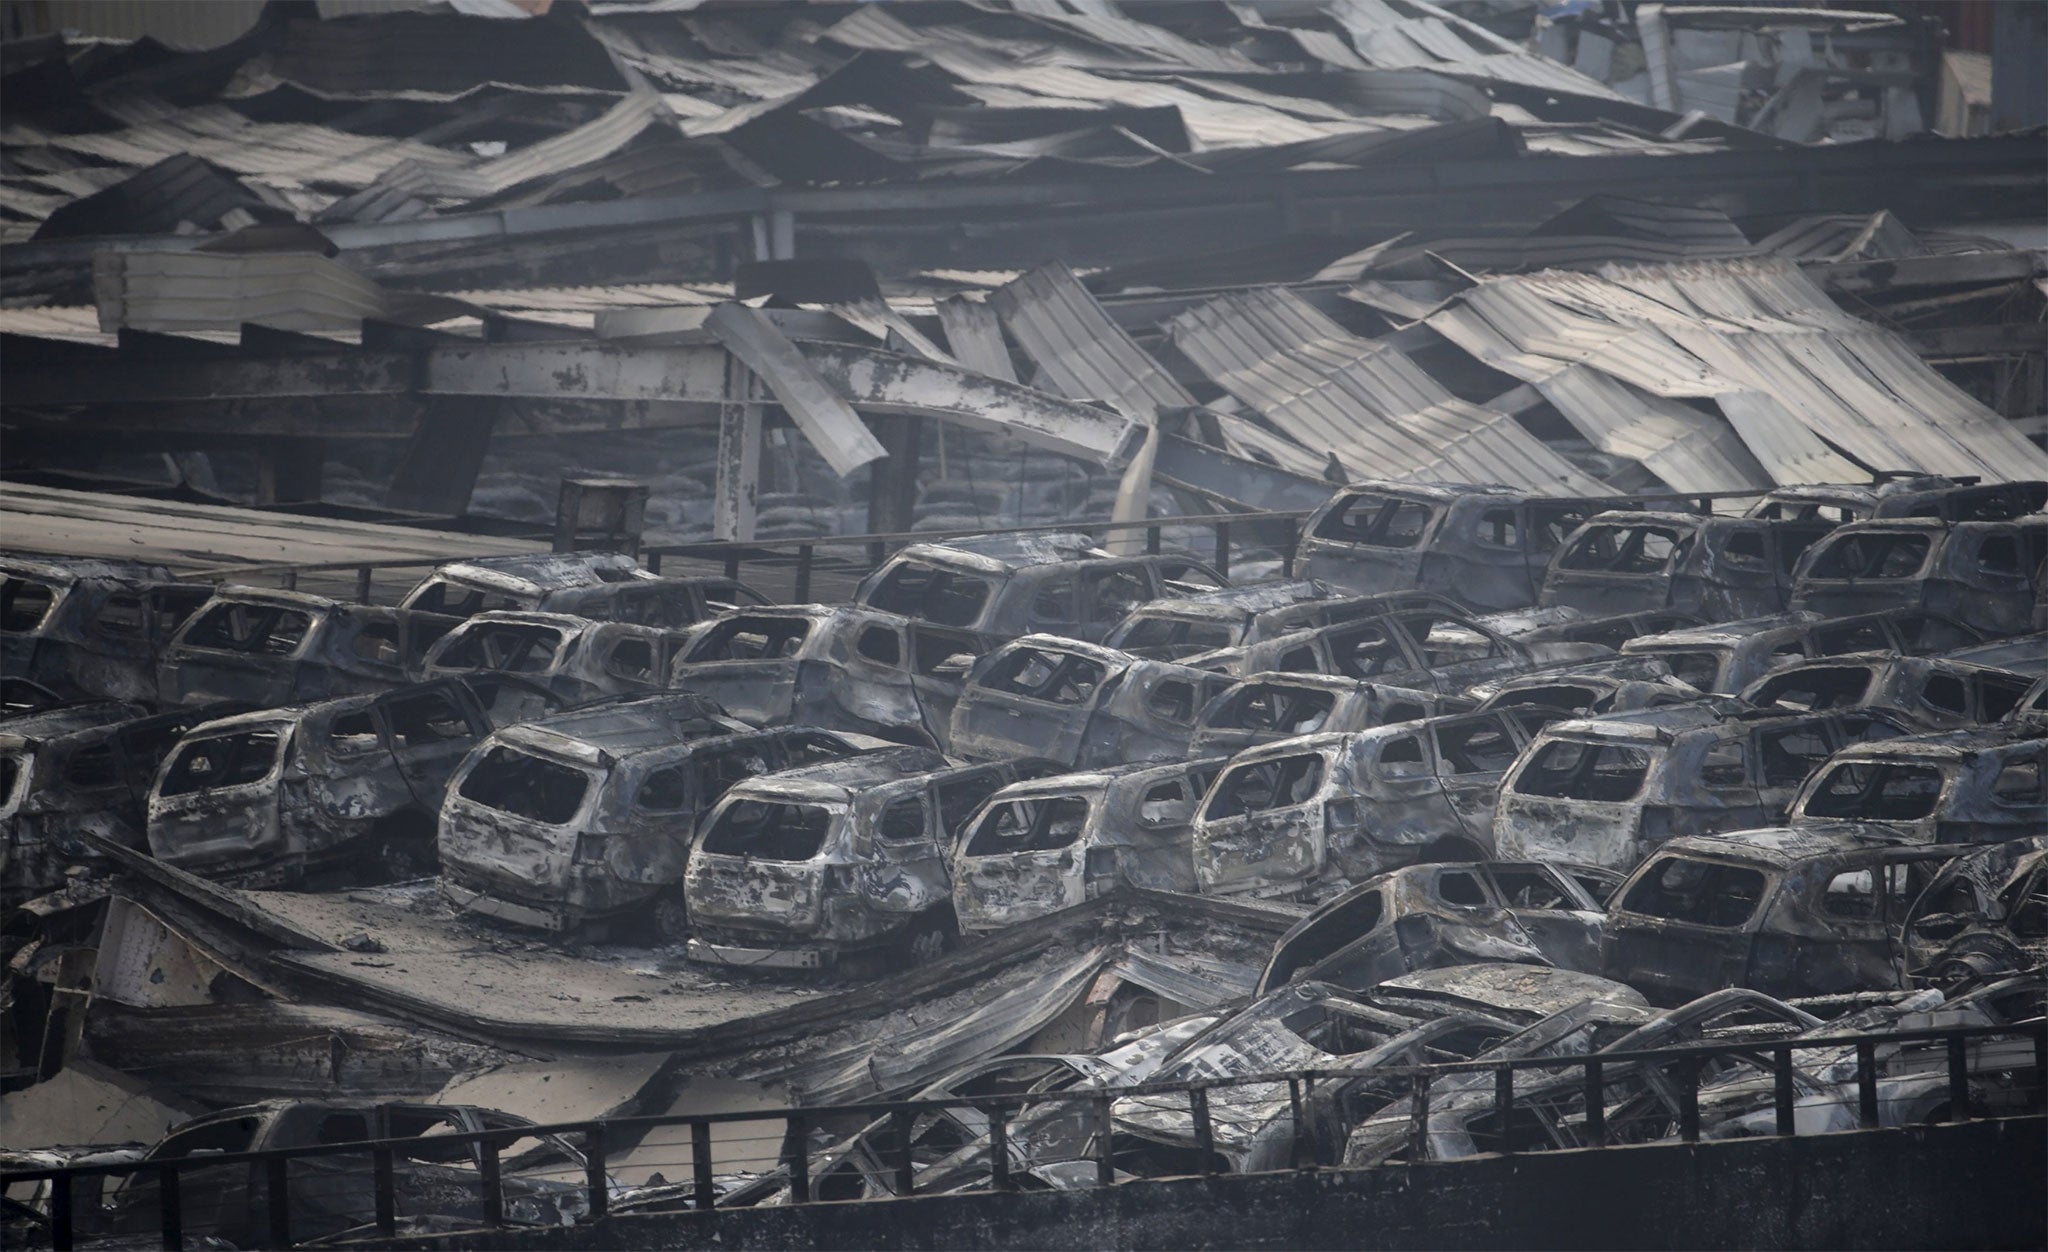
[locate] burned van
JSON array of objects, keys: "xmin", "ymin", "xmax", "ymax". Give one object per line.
[
  {"xmin": 1, "ymin": 701, "xmax": 235, "ymax": 904},
  {"xmin": 1494, "ymin": 705, "xmax": 1914, "ymax": 872},
  {"xmin": 1540, "ymin": 511, "xmax": 1836, "ymax": 620},
  {"xmin": 417, "ymin": 611, "xmax": 688, "ymax": 704},
  {"xmin": 439, "ymin": 704, "xmax": 874, "ymax": 937},
  {"xmin": 1202, "ymin": 601, "xmax": 1606, "ymax": 691},
  {"xmin": 1193, "ymin": 708, "xmax": 1554, "ymax": 900},
  {"xmin": 1790, "ymin": 517, "xmax": 2048, "ymax": 636},
  {"xmin": 1741, "ymin": 657, "xmax": 2036, "ymax": 731},
  {"xmin": 951, "ymin": 758, "xmax": 1226, "ymax": 934},
  {"xmin": 947, "ymin": 636, "xmax": 1224, "ymax": 767},
  {"xmin": 669, "ymin": 606, "xmax": 984, "ymax": 745},
  {"xmin": 157, "ymin": 587, "xmax": 457, "ymax": 708},
  {"xmin": 855, "ymin": 533, "xmax": 1225, "ymax": 644},
  {"xmin": 1788, "ymin": 728, "xmax": 2048, "ymax": 842},
  {"xmin": 685, "ymin": 750, "xmax": 1045, "ymax": 970},
  {"xmin": 1601, "ymin": 829, "xmax": 1965, "ymax": 1004},
  {"xmin": 146, "ymin": 677, "xmax": 562, "ymax": 886},
  {"xmin": 1295, "ymin": 483, "xmax": 1620, "ymax": 612},
  {"xmin": 1188, "ymin": 673, "xmax": 1455, "ymax": 756},
  {"xmin": 1104, "ymin": 581, "xmax": 1340, "ymax": 661},
  {"xmin": 1255, "ymin": 861, "xmax": 1611, "ymax": 997},
  {"xmin": 398, "ymin": 553, "xmax": 657, "ymax": 618},
  {"xmin": 1616, "ymin": 608, "xmax": 1984, "ymax": 695},
  {"xmin": 1, "ymin": 556, "xmax": 212, "ymax": 704}
]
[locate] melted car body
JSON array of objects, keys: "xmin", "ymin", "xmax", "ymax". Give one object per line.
[
  {"xmin": 1788, "ymin": 727, "xmax": 2047, "ymax": 842},
  {"xmin": 946, "ymin": 636, "xmax": 1222, "ymax": 768},
  {"xmin": 1104, "ymin": 581, "xmax": 1341, "ymax": 661},
  {"xmin": 158, "ymin": 587, "xmax": 458, "ymax": 708},
  {"xmin": 1790, "ymin": 517, "xmax": 2048, "ymax": 636},
  {"xmin": 1741, "ymin": 656, "xmax": 2036, "ymax": 731},
  {"xmin": 1, "ymin": 556, "xmax": 212, "ymax": 703},
  {"xmin": 398, "ymin": 552, "xmax": 658, "ymax": 618},
  {"xmin": 1617, "ymin": 609, "xmax": 1984, "ymax": 695},
  {"xmin": 417, "ymin": 610, "xmax": 688, "ymax": 704},
  {"xmin": 1541, "ymin": 511, "xmax": 1837, "ymax": 621},
  {"xmin": 1198, "ymin": 601, "xmax": 1606, "ymax": 691},
  {"xmin": 1188, "ymin": 672, "xmax": 1456, "ymax": 756}
]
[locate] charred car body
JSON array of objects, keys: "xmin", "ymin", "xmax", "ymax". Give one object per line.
[
  {"xmin": 1741, "ymin": 656, "xmax": 2036, "ymax": 731},
  {"xmin": 1540, "ymin": 511, "xmax": 1837, "ymax": 620},
  {"xmin": 1104, "ymin": 581, "xmax": 1341, "ymax": 661},
  {"xmin": 1495, "ymin": 704, "xmax": 1914, "ymax": 872},
  {"xmin": 1790, "ymin": 517, "xmax": 2048, "ymax": 636},
  {"xmin": 417, "ymin": 611, "xmax": 688, "ymax": 704},
  {"xmin": 1616, "ymin": 609, "xmax": 1984, "ymax": 695},
  {"xmin": 947, "ymin": 636, "xmax": 1222, "ymax": 768},
  {"xmin": 951, "ymin": 758, "xmax": 1225, "ymax": 934},
  {"xmin": 1903, "ymin": 839, "xmax": 2048, "ymax": 986},
  {"xmin": 669, "ymin": 606, "xmax": 984, "ymax": 745},
  {"xmin": 158, "ymin": 587, "xmax": 457, "ymax": 708},
  {"xmin": 1, "ymin": 556, "xmax": 212, "ymax": 704},
  {"xmin": 439, "ymin": 701, "xmax": 876, "ymax": 938},
  {"xmin": 1788, "ymin": 727, "xmax": 2047, "ymax": 841},
  {"xmin": 1187, "ymin": 672, "xmax": 1456, "ymax": 757},
  {"xmin": 146, "ymin": 677, "xmax": 561, "ymax": 886},
  {"xmin": 1197, "ymin": 599, "xmax": 1606, "ymax": 692},
  {"xmin": 1294, "ymin": 483, "xmax": 1621, "ymax": 612},
  {"xmin": 686, "ymin": 749, "xmax": 1047, "ymax": 970}
]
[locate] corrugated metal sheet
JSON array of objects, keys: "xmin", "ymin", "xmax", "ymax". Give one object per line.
[
  {"xmin": 92, "ymin": 249, "xmax": 394, "ymax": 333},
  {"xmin": 989, "ymin": 261, "xmax": 1195, "ymax": 421}
]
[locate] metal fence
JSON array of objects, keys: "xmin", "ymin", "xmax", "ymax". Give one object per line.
[{"xmin": 7, "ymin": 1017, "xmax": 2040, "ymax": 1250}]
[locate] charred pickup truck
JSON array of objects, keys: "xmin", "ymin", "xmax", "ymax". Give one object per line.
[
  {"xmin": 669, "ymin": 606, "xmax": 984, "ymax": 745},
  {"xmin": 1540, "ymin": 511, "xmax": 1837, "ymax": 620},
  {"xmin": 1, "ymin": 555, "xmax": 212, "ymax": 704},
  {"xmin": 439, "ymin": 706, "xmax": 879, "ymax": 939},
  {"xmin": 417, "ymin": 610, "xmax": 689, "ymax": 704},
  {"xmin": 685, "ymin": 748, "xmax": 1045, "ymax": 971},
  {"xmin": 1741, "ymin": 656, "xmax": 2036, "ymax": 731},
  {"xmin": 1294, "ymin": 483, "xmax": 1621, "ymax": 612},
  {"xmin": 146, "ymin": 676, "xmax": 561, "ymax": 886},
  {"xmin": 157, "ymin": 586, "xmax": 457, "ymax": 708},
  {"xmin": 1104, "ymin": 581, "xmax": 1341, "ymax": 661},
  {"xmin": 950, "ymin": 757, "xmax": 1225, "ymax": 934},
  {"xmin": 1255, "ymin": 860, "xmax": 1613, "ymax": 997},
  {"xmin": 1, "ymin": 701, "xmax": 235, "ymax": 905},
  {"xmin": 1188, "ymin": 672, "xmax": 1458, "ymax": 756},
  {"xmin": 947, "ymin": 636, "xmax": 1224, "ymax": 768},
  {"xmin": 1789, "ymin": 517, "xmax": 2048, "ymax": 636},
  {"xmin": 1494, "ymin": 704, "xmax": 1915, "ymax": 872},
  {"xmin": 1788, "ymin": 727, "xmax": 2048, "ymax": 841},
  {"xmin": 1617, "ymin": 608, "xmax": 1985, "ymax": 694},
  {"xmin": 1601, "ymin": 828, "xmax": 1967, "ymax": 1004},
  {"xmin": 402, "ymin": 553, "xmax": 765, "ymax": 627},
  {"xmin": 1193, "ymin": 708, "xmax": 1557, "ymax": 901},
  {"xmin": 856, "ymin": 532, "xmax": 1225, "ymax": 644}
]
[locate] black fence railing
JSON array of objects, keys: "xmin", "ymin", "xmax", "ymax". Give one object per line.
[{"xmin": 7, "ymin": 1017, "xmax": 2040, "ymax": 1250}]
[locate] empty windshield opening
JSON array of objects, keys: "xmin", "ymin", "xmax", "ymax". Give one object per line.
[
  {"xmin": 1621, "ymin": 858, "xmax": 1768, "ymax": 928},
  {"xmin": 457, "ymin": 747, "xmax": 591, "ymax": 825},
  {"xmin": 1117, "ymin": 616, "xmax": 1237, "ymax": 655},
  {"xmin": 1312, "ymin": 493, "xmax": 1438, "ymax": 548},
  {"xmin": 0, "ymin": 578, "xmax": 58, "ymax": 633},
  {"xmin": 964, "ymin": 796, "xmax": 1091, "ymax": 856},
  {"xmin": 1513, "ymin": 739, "xmax": 1653, "ymax": 803},
  {"xmin": 1558, "ymin": 525, "xmax": 1690, "ymax": 575},
  {"xmin": 408, "ymin": 580, "xmax": 526, "ymax": 618},
  {"xmin": 1749, "ymin": 667, "xmax": 1874, "ymax": 711},
  {"xmin": 158, "ymin": 729, "xmax": 286, "ymax": 797},
  {"xmin": 700, "ymin": 800, "xmax": 834, "ymax": 861},
  {"xmin": 438, "ymin": 623, "xmax": 568, "ymax": 673},
  {"xmin": 1808, "ymin": 532, "xmax": 1933, "ymax": 580},
  {"xmin": 1644, "ymin": 650, "xmax": 1723, "ymax": 691},
  {"xmin": 1205, "ymin": 753, "xmax": 1325, "ymax": 819},
  {"xmin": 182, "ymin": 602, "xmax": 313, "ymax": 656},
  {"xmin": 1267, "ymin": 889, "xmax": 1384, "ymax": 989},
  {"xmin": 0, "ymin": 753, "xmax": 25, "ymax": 814},
  {"xmin": 688, "ymin": 616, "xmax": 813, "ymax": 661},
  {"xmin": 1213, "ymin": 686, "xmax": 1336, "ymax": 735},
  {"xmin": 865, "ymin": 563, "xmax": 994, "ymax": 628},
  {"xmin": 1803, "ymin": 761, "xmax": 1944, "ymax": 820}
]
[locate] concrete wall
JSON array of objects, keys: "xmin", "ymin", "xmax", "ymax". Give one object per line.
[{"xmin": 386, "ymin": 1117, "xmax": 2043, "ymax": 1251}]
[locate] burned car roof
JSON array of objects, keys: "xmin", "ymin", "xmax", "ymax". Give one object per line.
[
  {"xmin": 1943, "ymin": 633, "xmax": 2048, "ymax": 675},
  {"xmin": 1122, "ymin": 580, "xmax": 1335, "ymax": 622},
  {"xmin": 1533, "ymin": 701, "xmax": 1792, "ymax": 742},
  {"xmin": 1376, "ymin": 963, "xmax": 1650, "ymax": 1018},
  {"xmin": 0, "ymin": 700, "xmax": 148, "ymax": 745},
  {"xmin": 1622, "ymin": 613, "xmax": 1821, "ymax": 649},
  {"xmin": 412, "ymin": 553, "xmax": 652, "ymax": 598},
  {"xmin": 490, "ymin": 692, "xmax": 742, "ymax": 758},
  {"xmin": 881, "ymin": 532, "xmax": 1103, "ymax": 575},
  {"xmin": 1, "ymin": 555, "xmax": 179, "ymax": 584},
  {"xmin": 720, "ymin": 745, "xmax": 952, "ymax": 801},
  {"xmin": 1647, "ymin": 826, "xmax": 1924, "ymax": 867},
  {"xmin": 1327, "ymin": 480, "xmax": 1526, "ymax": 504},
  {"xmin": 1813, "ymin": 725, "xmax": 2047, "ymax": 762}
]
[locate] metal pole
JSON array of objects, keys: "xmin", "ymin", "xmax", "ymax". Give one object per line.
[
  {"xmin": 1946, "ymin": 1035, "xmax": 1971, "ymax": 1122},
  {"xmin": 1190, "ymin": 1086, "xmax": 1216, "ymax": 1175},
  {"xmin": 1774, "ymin": 1046, "xmax": 1797, "ymax": 1135},
  {"xmin": 891, "ymin": 1110, "xmax": 915, "ymax": 1197},
  {"xmin": 373, "ymin": 1148, "xmax": 396, "ymax": 1237},
  {"xmin": 1407, "ymin": 1071, "xmax": 1433, "ymax": 1161},
  {"xmin": 1582, "ymin": 1059, "xmax": 1605, "ymax": 1147},
  {"xmin": 1094, "ymin": 1096, "xmax": 1116, "ymax": 1187},
  {"xmin": 691, "ymin": 1120, "xmax": 715, "ymax": 1211},
  {"xmin": 1287, "ymin": 1077, "xmax": 1307, "ymax": 1169},
  {"xmin": 355, "ymin": 566, "xmax": 373, "ymax": 604},
  {"xmin": 988, "ymin": 1104, "xmax": 1012, "ymax": 1191},
  {"xmin": 788, "ymin": 1114, "xmax": 810, "ymax": 1205},
  {"xmin": 1856, "ymin": 1040, "xmax": 1880, "ymax": 1129},
  {"xmin": 266, "ymin": 1157, "xmax": 292, "ymax": 1248},
  {"xmin": 586, "ymin": 1123, "xmax": 609, "ymax": 1221},
  {"xmin": 794, "ymin": 544, "xmax": 814, "ymax": 602},
  {"xmin": 1214, "ymin": 520, "xmax": 1231, "ymax": 579},
  {"xmin": 1678, "ymin": 1055, "xmax": 1701, "ymax": 1143},
  {"xmin": 159, "ymin": 1164, "xmax": 183, "ymax": 1252},
  {"xmin": 50, "ymin": 1169, "xmax": 72, "ymax": 1252},
  {"xmin": 1494, "ymin": 1065, "xmax": 1515, "ymax": 1155},
  {"xmin": 479, "ymin": 1135, "xmax": 504, "ymax": 1227}
]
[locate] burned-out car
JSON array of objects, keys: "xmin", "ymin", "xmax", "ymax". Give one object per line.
[
  {"xmin": 1748, "ymin": 477, "xmax": 2047, "ymax": 525},
  {"xmin": 1600, "ymin": 828, "xmax": 1967, "ymax": 1004},
  {"xmin": 1103, "ymin": 581, "xmax": 1340, "ymax": 661},
  {"xmin": 1788, "ymin": 727, "xmax": 2047, "ymax": 842},
  {"xmin": 685, "ymin": 749, "xmax": 1047, "ymax": 970},
  {"xmin": 855, "ymin": 532, "xmax": 1225, "ymax": 645},
  {"xmin": 668, "ymin": 606, "xmax": 984, "ymax": 745},
  {"xmin": 439, "ymin": 705, "xmax": 877, "ymax": 938},
  {"xmin": 1197, "ymin": 599, "xmax": 1606, "ymax": 692},
  {"xmin": 1468, "ymin": 657, "xmax": 1706, "ymax": 719},
  {"xmin": 398, "ymin": 552, "xmax": 657, "ymax": 617},
  {"xmin": 951, "ymin": 758, "xmax": 1225, "ymax": 934},
  {"xmin": 1616, "ymin": 609, "xmax": 1985, "ymax": 695},
  {"xmin": 1255, "ymin": 861, "xmax": 1612, "ymax": 997},
  {"xmin": 1740, "ymin": 656, "xmax": 2036, "ymax": 731},
  {"xmin": 417, "ymin": 611, "xmax": 689, "ymax": 704},
  {"xmin": 146, "ymin": 677, "xmax": 562, "ymax": 886},
  {"xmin": 1486, "ymin": 607, "xmax": 1707, "ymax": 652},
  {"xmin": 1494, "ymin": 705, "xmax": 1915, "ymax": 872},
  {"xmin": 1902, "ymin": 839, "xmax": 2047, "ymax": 986},
  {"xmin": 1188, "ymin": 672, "xmax": 1459, "ymax": 756},
  {"xmin": 1, "ymin": 555, "xmax": 212, "ymax": 704},
  {"xmin": 1294, "ymin": 483, "xmax": 1621, "ymax": 612},
  {"xmin": 1540, "ymin": 511, "xmax": 1837, "ymax": 620},
  {"xmin": 1789, "ymin": 517, "xmax": 2048, "ymax": 636},
  {"xmin": 105, "ymin": 1099, "xmax": 597, "ymax": 1246},
  {"xmin": 1193, "ymin": 708, "xmax": 1556, "ymax": 900},
  {"xmin": 157, "ymin": 586, "xmax": 458, "ymax": 708},
  {"xmin": 1, "ymin": 700, "xmax": 239, "ymax": 904},
  {"xmin": 947, "ymin": 636, "xmax": 1224, "ymax": 768}
]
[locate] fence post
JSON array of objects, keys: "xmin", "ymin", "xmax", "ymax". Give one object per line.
[
  {"xmin": 586, "ymin": 1123, "xmax": 609, "ymax": 1221},
  {"xmin": 788, "ymin": 1114, "xmax": 810, "ymax": 1205},
  {"xmin": 50, "ymin": 1169, "xmax": 72, "ymax": 1252},
  {"xmin": 1281, "ymin": 530, "xmax": 1299, "ymax": 577},
  {"xmin": 988, "ymin": 1104, "xmax": 1012, "ymax": 1192},
  {"xmin": 1190, "ymin": 1086, "xmax": 1216, "ymax": 1175},
  {"xmin": 479, "ymin": 1134, "xmax": 504, "ymax": 1227},
  {"xmin": 354, "ymin": 566, "xmax": 373, "ymax": 604},
  {"xmin": 1678, "ymin": 1054, "xmax": 1701, "ymax": 1143},
  {"xmin": 1946, "ymin": 1035, "xmax": 1971, "ymax": 1122},
  {"xmin": 1146, "ymin": 525, "xmax": 1161, "ymax": 555},
  {"xmin": 1213, "ymin": 520, "xmax": 1231, "ymax": 579},
  {"xmin": 794, "ymin": 544, "xmax": 814, "ymax": 602},
  {"xmin": 1406, "ymin": 1070, "xmax": 1433, "ymax": 1161},
  {"xmin": 159, "ymin": 1163, "xmax": 183, "ymax": 1251},
  {"xmin": 724, "ymin": 549, "xmax": 742, "ymax": 582},
  {"xmin": 1494, "ymin": 1064, "xmax": 1515, "ymax": 1155},
  {"xmin": 266, "ymin": 1156, "xmax": 292, "ymax": 1248},
  {"xmin": 691, "ymin": 1120, "xmax": 715, "ymax": 1212},
  {"xmin": 1287, "ymin": 1077, "xmax": 1307, "ymax": 1169},
  {"xmin": 279, "ymin": 570, "xmax": 298, "ymax": 592},
  {"xmin": 1582, "ymin": 1059, "xmax": 1605, "ymax": 1147},
  {"xmin": 1774, "ymin": 1046, "xmax": 1797, "ymax": 1135},
  {"xmin": 1094, "ymin": 1096, "xmax": 1116, "ymax": 1187},
  {"xmin": 373, "ymin": 1148, "xmax": 396, "ymax": 1237},
  {"xmin": 1855, "ymin": 1040, "xmax": 1880, "ymax": 1129},
  {"xmin": 646, "ymin": 550, "xmax": 663, "ymax": 574},
  {"xmin": 891, "ymin": 1110, "xmax": 915, "ymax": 1197}
]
